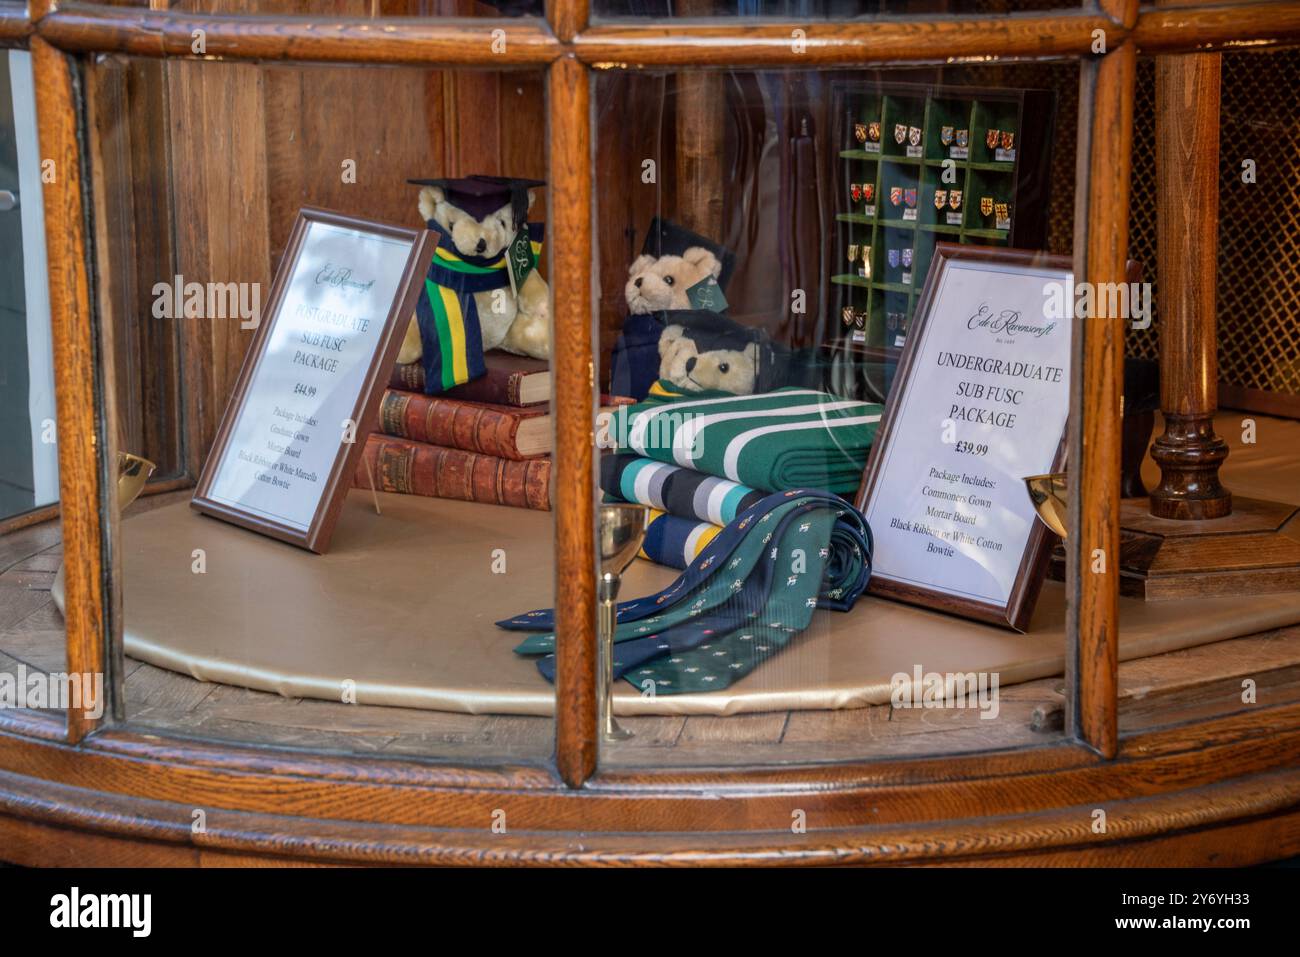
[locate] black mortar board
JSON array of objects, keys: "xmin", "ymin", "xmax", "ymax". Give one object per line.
[
  {"xmin": 642, "ymin": 217, "xmax": 737, "ymax": 290},
  {"xmin": 479, "ymin": 0, "xmax": 543, "ymax": 13},
  {"xmin": 669, "ymin": 311, "xmax": 785, "ymax": 392},
  {"xmin": 407, "ymin": 174, "xmax": 545, "ymax": 225}
]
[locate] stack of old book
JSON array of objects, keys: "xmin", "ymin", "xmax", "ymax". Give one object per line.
[{"xmin": 356, "ymin": 351, "xmax": 558, "ymax": 510}]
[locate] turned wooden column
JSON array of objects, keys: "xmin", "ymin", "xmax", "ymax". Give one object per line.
[{"xmin": 1149, "ymin": 49, "xmax": 1232, "ymax": 520}]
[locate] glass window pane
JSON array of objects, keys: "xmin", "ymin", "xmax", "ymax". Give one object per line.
[
  {"xmin": 0, "ymin": 50, "xmax": 58, "ymax": 525},
  {"xmin": 589, "ymin": 62, "xmax": 1081, "ymax": 767},
  {"xmin": 593, "ymin": 0, "xmax": 1082, "ymax": 21},
  {"xmin": 80, "ymin": 55, "xmax": 556, "ymax": 763},
  {"xmin": 170, "ymin": 0, "xmax": 542, "ymax": 18},
  {"xmin": 0, "ymin": 47, "xmax": 64, "ymax": 727},
  {"xmin": 1119, "ymin": 46, "xmax": 1300, "ymax": 738}
]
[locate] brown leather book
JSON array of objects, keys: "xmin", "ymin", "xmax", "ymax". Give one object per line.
[
  {"xmin": 389, "ymin": 350, "xmax": 551, "ymax": 406},
  {"xmin": 377, "ymin": 391, "xmax": 634, "ymax": 460},
  {"xmin": 357, "ymin": 435, "xmax": 551, "ymax": 511},
  {"xmin": 379, "ymin": 391, "xmax": 549, "ymax": 460}
]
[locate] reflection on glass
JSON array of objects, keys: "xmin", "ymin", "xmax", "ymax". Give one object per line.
[
  {"xmin": 860, "ymin": 254, "xmax": 1071, "ymax": 612},
  {"xmin": 171, "ymin": 0, "xmax": 543, "ymax": 17},
  {"xmin": 67, "ymin": 56, "xmax": 557, "ymax": 764},
  {"xmin": 594, "ymin": 0, "xmax": 1080, "ymax": 19},
  {"xmin": 0, "ymin": 51, "xmax": 58, "ymax": 523},
  {"xmin": 204, "ymin": 220, "xmax": 416, "ymax": 531},
  {"xmin": 593, "ymin": 64, "xmax": 1078, "ymax": 767}
]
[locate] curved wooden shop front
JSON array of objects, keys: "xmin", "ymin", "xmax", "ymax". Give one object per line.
[{"xmin": 1, "ymin": 0, "xmax": 1300, "ymax": 866}]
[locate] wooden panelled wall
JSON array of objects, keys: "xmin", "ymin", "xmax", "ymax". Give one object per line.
[
  {"xmin": 89, "ymin": 0, "xmax": 556, "ymax": 477},
  {"xmin": 90, "ymin": 58, "xmax": 1075, "ymax": 460},
  {"xmin": 102, "ymin": 15, "xmax": 1300, "ymax": 474},
  {"xmin": 167, "ymin": 59, "xmax": 554, "ymax": 475}
]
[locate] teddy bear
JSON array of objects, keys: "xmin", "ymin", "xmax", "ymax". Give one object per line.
[
  {"xmin": 658, "ymin": 323, "xmax": 762, "ymax": 394},
  {"xmin": 610, "ymin": 219, "xmax": 740, "ymax": 400},
  {"xmin": 398, "ymin": 175, "xmax": 550, "ymax": 375},
  {"xmin": 624, "ymin": 247, "xmax": 725, "ymax": 315}
]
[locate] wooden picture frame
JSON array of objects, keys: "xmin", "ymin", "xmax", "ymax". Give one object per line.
[
  {"xmin": 192, "ymin": 208, "xmax": 434, "ymax": 553},
  {"xmin": 854, "ymin": 244, "xmax": 1073, "ymax": 631}
]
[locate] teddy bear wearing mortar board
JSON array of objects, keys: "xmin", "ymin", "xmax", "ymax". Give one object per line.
[
  {"xmin": 611, "ymin": 218, "xmax": 743, "ymax": 399},
  {"xmin": 399, "ymin": 175, "xmax": 550, "ymax": 394}
]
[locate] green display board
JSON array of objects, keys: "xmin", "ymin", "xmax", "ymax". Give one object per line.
[{"xmin": 831, "ymin": 81, "xmax": 1056, "ymax": 355}]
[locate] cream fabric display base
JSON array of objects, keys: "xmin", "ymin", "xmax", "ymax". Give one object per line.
[{"xmin": 113, "ymin": 416, "xmax": 1300, "ymax": 716}]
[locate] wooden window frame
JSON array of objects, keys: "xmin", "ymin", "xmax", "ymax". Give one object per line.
[{"xmin": 3, "ymin": 0, "xmax": 1298, "ymax": 788}]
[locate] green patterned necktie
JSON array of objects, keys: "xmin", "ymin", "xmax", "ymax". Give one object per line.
[{"xmin": 499, "ymin": 489, "xmax": 872, "ymax": 695}]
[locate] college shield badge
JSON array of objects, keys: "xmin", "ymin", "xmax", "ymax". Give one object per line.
[
  {"xmin": 933, "ymin": 189, "xmax": 947, "ymax": 209},
  {"xmin": 850, "ymin": 183, "xmax": 863, "ymax": 202},
  {"xmin": 854, "ymin": 123, "xmax": 868, "ymax": 144},
  {"xmin": 867, "ymin": 122, "xmax": 881, "ymax": 142},
  {"xmin": 980, "ymin": 195, "xmax": 994, "ymax": 216},
  {"xmin": 903, "ymin": 188, "xmax": 917, "ymax": 208},
  {"xmin": 956, "ymin": 129, "xmax": 969, "ymax": 148},
  {"xmin": 940, "ymin": 126, "xmax": 954, "ymax": 146},
  {"xmin": 890, "ymin": 186, "xmax": 902, "ymax": 206},
  {"xmin": 894, "ymin": 124, "xmax": 907, "ymax": 145},
  {"xmin": 908, "ymin": 126, "xmax": 922, "ymax": 147},
  {"xmin": 949, "ymin": 190, "xmax": 963, "ymax": 211},
  {"xmin": 887, "ymin": 248, "xmax": 900, "ymax": 268},
  {"xmin": 901, "ymin": 248, "xmax": 913, "ymax": 268},
  {"xmin": 986, "ymin": 128, "xmax": 1000, "ymax": 149},
  {"xmin": 1000, "ymin": 130, "xmax": 1015, "ymax": 151},
  {"xmin": 862, "ymin": 183, "xmax": 874, "ymax": 203}
]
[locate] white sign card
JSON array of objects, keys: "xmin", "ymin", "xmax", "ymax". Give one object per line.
[
  {"xmin": 855, "ymin": 245, "xmax": 1072, "ymax": 630},
  {"xmin": 193, "ymin": 209, "xmax": 434, "ymax": 553}
]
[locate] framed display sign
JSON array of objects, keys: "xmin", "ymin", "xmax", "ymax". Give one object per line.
[
  {"xmin": 854, "ymin": 244, "xmax": 1072, "ymax": 631},
  {"xmin": 193, "ymin": 208, "xmax": 434, "ymax": 553}
]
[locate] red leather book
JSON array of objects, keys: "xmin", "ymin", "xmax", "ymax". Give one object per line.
[
  {"xmin": 389, "ymin": 351, "xmax": 550, "ymax": 406},
  {"xmin": 377, "ymin": 391, "xmax": 633, "ymax": 460},
  {"xmin": 378, "ymin": 391, "xmax": 549, "ymax": 460},
  {"xmin": 356, "ymin": 435, "xmax": 551, "ymax": 511}
]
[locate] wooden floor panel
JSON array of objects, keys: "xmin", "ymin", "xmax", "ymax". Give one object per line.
[{"xmin": 2, "ymin": 494, "xmax": 1300, "ymax": 767}]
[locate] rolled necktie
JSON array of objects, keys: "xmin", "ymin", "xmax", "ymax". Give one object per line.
[
  {"xmin": 601, "ymin": 453, "xmax": 765, "ymax": 526},
  {"xmin": 637, "ymin": 509, "xmax": 721, "ymax": 570},
  {"xmin": 499, "ymin": 489, "xmax": 873, "ymax": 695}
]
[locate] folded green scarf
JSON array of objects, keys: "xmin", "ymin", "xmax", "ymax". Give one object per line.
[{"xmin": 611, "ymin": 382, "xmax": 883, "ymax": 495}]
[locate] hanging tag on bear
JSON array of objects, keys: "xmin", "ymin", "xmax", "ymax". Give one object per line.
[
  {"xmin": 505, "ymin": 226, "xmax": 534, "ymax": 298},
  {"xmin": 686, "ymin": 276, "xmax": 728, "ymax": 313}
]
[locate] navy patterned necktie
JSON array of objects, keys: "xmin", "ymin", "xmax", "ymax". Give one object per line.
[{"xmin": 499, "ymin": 489, "xmax": 873, "ymax": 695}]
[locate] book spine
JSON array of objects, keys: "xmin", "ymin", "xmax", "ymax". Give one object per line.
[
  {"xmin": 388, "ymin": 362, "xmax": 425, "ymax": 392},
  {"xmin": 358, "ymin": 436, "xmax": 551, "ymax": 511},
  {"xmin": 388, "ymin": 363, "xmax": 527, "ymax": 406},
  {"xmin": 378, "ymin": 391, "xmax": 528, "ymax": 460},
  {"xmin": 443, "ymin": 369, "xmax": 524, "ymax": 406}
]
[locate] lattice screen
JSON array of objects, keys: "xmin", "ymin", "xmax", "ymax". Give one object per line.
[
  {"xmin": 1128, "ymin": 50, "xmax": 1300, "ymax": 409},
  {"xmin": 955, "ymin": 49, "xmax": 1300, "ymax": 413},
  {"xmin": 1127, "ymin": 59, "xmax": 1160, "ymax": 362}
]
